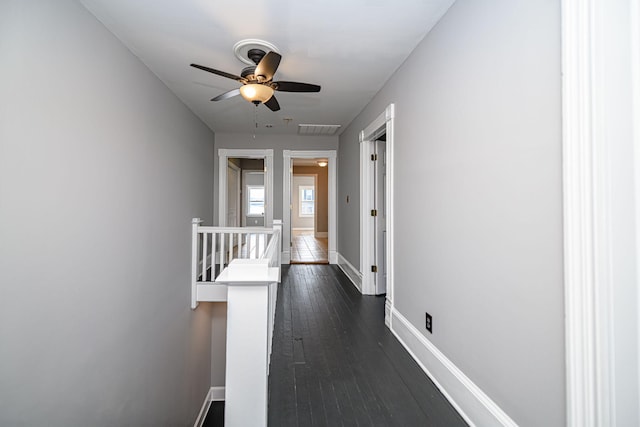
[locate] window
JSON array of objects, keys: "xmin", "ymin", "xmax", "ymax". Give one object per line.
[
  {"xmin": 247, "ymin": 186, "xmax": 265, "ymax": 216},
  {"xmin": 299, "ymin": 185, "xmax": 314, "ymax": 217}
]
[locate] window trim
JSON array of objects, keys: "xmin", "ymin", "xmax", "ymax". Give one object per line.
[
  {"xmin": 299, "ymin": 185, "xmax": 315, "ymax": 218},
  {"xmin": 246, "ymin": 184, "xmax": 265, "ymax": 217}
]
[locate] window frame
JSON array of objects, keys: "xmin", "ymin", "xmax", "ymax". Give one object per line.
[
  {"xmin": 299, "ymin": 185, "xmax": 315, "ymax": 218},
  {"xmin": 246, "ymin": 185, "xmax": 265, "ymax": 217}
]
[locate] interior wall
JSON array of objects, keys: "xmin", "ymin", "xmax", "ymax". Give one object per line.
[
  {"xmin": 337, "ymin": 0, "xmax": 564, "ymax": 425},
  {"xmin": 0, "ymin": 1, "xmax": 215, "ymax": 425},
  {"xmin": 294, "ymin": 165, "xmax": 329, "ymax": 233},
  {"xmin": 213, "ymin": 133, "xmax": 338, "ymax": 226}
]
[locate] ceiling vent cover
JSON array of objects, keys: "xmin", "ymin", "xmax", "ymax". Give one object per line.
[{"xmin": 298, "ymin": 124, "xmax": 341, "ymax": 136}]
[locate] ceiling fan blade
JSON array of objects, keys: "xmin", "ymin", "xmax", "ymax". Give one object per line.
[
  {"xmin": 190, "ymin": 63, "xmax": 246, "ymax": 83},
  {"xmin": 211, "ymin": 88, "xmax": 241, "ymax": 102},
  {"xmin": 255, "ymin": 52, "xmax": 282, "ymax": 81},
  {"xmin": 273, "ymin": 81, "xmax": 321, "ymax": 93},
  {"xmin": 264, "ymin": 95, "xmax": 281, "ymax": 112}
]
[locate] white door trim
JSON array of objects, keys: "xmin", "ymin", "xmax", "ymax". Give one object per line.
[
  {"xmin": 218, "ymin": 149, "xmax": 273, "ymax": 227},
  {"xmin": 283, "ymin": 150, "xmax": 337, "ymax": 264},
  {"xmin": 562, "ymin": 0, "xmax": 640, "ymax": 425},
  {"xmin": 359, "ymin": 104, "xmax": 395, "ymax": 325},
  {"xmin": 227, "ymin": 161, "xmax": 241, "ymax": 227}
]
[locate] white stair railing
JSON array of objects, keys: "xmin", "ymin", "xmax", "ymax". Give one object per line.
[
  {"xmin": 191, "ymin": 219, "xmax": 282, "ymax": 427},
  {"xmin": 191, "ymin": 219, "xmax": 278, "ymax": 308}
]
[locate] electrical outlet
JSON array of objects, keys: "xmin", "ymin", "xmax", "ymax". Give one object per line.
[{"xmin": 425, "ymin": 312, "xmax": 432, "ymax": 333}]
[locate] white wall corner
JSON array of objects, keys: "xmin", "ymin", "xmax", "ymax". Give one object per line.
[
  {"xmin": 337, "ymin": 253, "xmax": 362, "ymax": 292},
  {"xmin": 390, "ymin": 309, "xmax": 518, "ymax": 427}
]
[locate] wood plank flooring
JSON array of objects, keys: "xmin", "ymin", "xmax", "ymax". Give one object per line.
[
  {"xmin": 267, "ymin": 265, "xmax": 468, "ymax": 427},
  {"xmin": 290, "ymin": 230, "xmax": 328, "ymax": 264}
]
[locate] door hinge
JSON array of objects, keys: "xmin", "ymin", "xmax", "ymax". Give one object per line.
[
  {"xmin": 290, "ymin": 242, "xmax": 293, "ymax": 247},
  {"xmin": 371, "ymin": 265, "xmax": 378, "ymax": 273},
  {"xmin": 371, "ymin": 154, "xmax": 378, "ymax": 161},
  {"xmin": 371, "ymin": 209, "xmax": 377, "ymax": 217}
]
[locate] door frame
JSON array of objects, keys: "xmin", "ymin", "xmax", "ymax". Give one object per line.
[
  {"xmin": 218, "ymin": 149, "xmax": 273, "ymax": 227},
  {"xmin": 227, "ymin": 161, "xmax": 241, "ymax": 227},
  {"xmin": 283, "ymin": 150, "xmax": 337, "ymax": 264},
  {"xmin": 360, "ymin": 104, "xmax": 395, "ymax": 324},
  {"xmin": 562, "ymin": 0, "xmax": 640, "ymax": 424}
]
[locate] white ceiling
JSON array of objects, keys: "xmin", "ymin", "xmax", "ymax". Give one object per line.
[{"xmin": 80, "ymin": 0, "xmax": 455, "ymax": 135}]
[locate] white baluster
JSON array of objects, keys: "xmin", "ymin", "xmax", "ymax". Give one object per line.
[
  {"xmin": 220, "ymin": 231, "xmax": 226, "ymax": 269},
  {"xmin": 202, "ymin": 232, "xmax": 208, "ymax": 282}
]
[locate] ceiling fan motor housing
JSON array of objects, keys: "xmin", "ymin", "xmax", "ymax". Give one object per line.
[{"xmin": 241, "ymin": 66, "xmax": 257, "ymax": 80}]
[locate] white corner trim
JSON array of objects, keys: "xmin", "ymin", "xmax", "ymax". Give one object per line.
[
  {"xmin": 282, "ymin": 250, "xmax": 290, "ymax": 265},
  {"xmin": 390, "ymin": 309, "xmax": 517, "ymax": 427},
  {"xmin": 562, "ymin": 1, "xmax": 620, "ymax": 426},
  {"xmin": 193, "ymin": 387, "xmax": 226, "ymax": 427},
  {"xmin": 337, "ymin": 252, "xmax": 362, "ymax": 292}
]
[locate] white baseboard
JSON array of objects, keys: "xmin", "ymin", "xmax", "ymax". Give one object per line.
[
  {"xmin": 210, "ymin": 386, "xmax": 225, "ymax": 401},
  {"xmin": 314, "ymin": 231, "xmax": 328, "ymax": 238},
  {"xmin": 390, "ymin": 309, "xmax": 517, "ymax": 427},
  {"xmin": 282, "ymin": 250, "xmax": 290, "ymax": 265},
  {"xmin": 193, "ymin": 386, "xmax": 225, "ymax": 427},
  {"xmin": 292, "ymin": 227, "xmax": 313, "ymax": 230},
  {"xmin": 336, "ymin": 252, "xmax": 362, "ymax": 292}
]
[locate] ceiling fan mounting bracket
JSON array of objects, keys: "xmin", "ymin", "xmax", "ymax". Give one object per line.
[{"xmin": 247, "ymin": 49, "xmax": 266, "ymax": 65}]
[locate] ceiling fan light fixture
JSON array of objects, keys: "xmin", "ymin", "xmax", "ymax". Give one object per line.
[{"xmin": 240, "ymin": 84, "xmax": 274, "ymax": 104}]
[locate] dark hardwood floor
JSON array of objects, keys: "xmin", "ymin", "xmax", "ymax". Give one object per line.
[
  {"xmin": 267, "ymin": 264, "xmax": 468, "ymax": 427},
  {"xmin": 202, "ymin": 401, "xmax": 224, "ymax": 427}
]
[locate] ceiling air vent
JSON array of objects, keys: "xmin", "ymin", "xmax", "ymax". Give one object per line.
[{"xmin": 298, "ymin": 124, "xmax": 341, "ymax": 136}]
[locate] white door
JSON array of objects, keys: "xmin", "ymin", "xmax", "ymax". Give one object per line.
[
  {"xmin": 374, "ymin": 140, "xmax": 387, "ymax": 295},
  {"xmin": 227, "ymin": 163, "xmax": 240, "ymax": 227}
]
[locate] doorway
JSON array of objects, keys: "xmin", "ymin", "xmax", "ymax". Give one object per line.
[
  {"xmin": 360, "ymin": 104, "xmax": 395, "ymax": 326},
  {"xmin": 290, "ymin": 168, "xmax": 328, "ymax": 264},
  {"xmin": 283, "ymin": 150, "xmax": 337, "ymax": 264},
  {"xmin": 218, "ymin": 149, "xmax": 273, "ymax": 227}
]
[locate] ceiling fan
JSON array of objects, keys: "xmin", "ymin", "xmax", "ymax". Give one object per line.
[{"xmin": 190, "ymin": 49, "xmax": 321, "ymax": 112}]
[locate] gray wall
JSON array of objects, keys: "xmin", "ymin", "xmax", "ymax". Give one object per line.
[
  {"xmin": 337, "ymin": 0, "xmax": 564, "ymax": 425},
  {"xmin": 0, "ymin": 1, "xmax": 215, "ymax": 425},
  {"xmin": 214, "ymin": 133, "xmax": 338, "ymax": 225}
]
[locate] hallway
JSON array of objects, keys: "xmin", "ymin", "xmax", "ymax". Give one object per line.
[{"xmin": 267, "ymin": 265, "xmax": 467, "ymax": 426}]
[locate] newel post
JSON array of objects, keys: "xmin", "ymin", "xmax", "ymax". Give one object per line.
[
  {"xmin": 191, "ymin": 218, "xmax": 203, "ymax": 309},
  {"xmin": 220, "ymin": 262, "xmax": 273, "ymax": 427}
]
